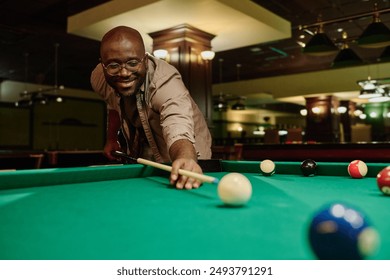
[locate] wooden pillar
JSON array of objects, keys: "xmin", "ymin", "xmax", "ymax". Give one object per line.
[
  {"xmin": 148, "ymin": 24, "xmax": 215, "ymax": 126},
  {"xmin": 305, "ymin": 96, "xmax": 341, "ymax": 143},
  {"xmin": 339, "ymin": 100, "xmax": 356, "ymax": 142}
]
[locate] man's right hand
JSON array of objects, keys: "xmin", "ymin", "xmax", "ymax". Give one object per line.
[{"xmin": 104, "ymin": 139, "xmax": 121, "ymax": 161}]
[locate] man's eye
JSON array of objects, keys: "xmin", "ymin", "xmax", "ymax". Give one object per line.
[
  {"xmin": 108, "ymin": 64, "xmax": 120, "ymax": 69},
  {"xmin": 126, "ymin": 61, "xmax": 139, "ymax": 67}
]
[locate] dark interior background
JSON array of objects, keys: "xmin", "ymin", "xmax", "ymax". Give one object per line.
[{"xmin": 1, "ymin": 0, "xmax": 390, "ymax": 90}]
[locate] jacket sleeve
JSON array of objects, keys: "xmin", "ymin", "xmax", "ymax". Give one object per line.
[{"xmin": 148, "ymin": 67, "xmax": 196, "ymax": 150}]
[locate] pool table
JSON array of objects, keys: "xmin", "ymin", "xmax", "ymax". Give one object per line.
[{"xmin": 0, "ymin": 160, "xmax": 389, "ymax": 260}]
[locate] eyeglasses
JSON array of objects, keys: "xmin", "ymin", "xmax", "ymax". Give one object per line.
[{"xmin": 101, "ymin": 55, "xmax": 146, "ymax": 76}]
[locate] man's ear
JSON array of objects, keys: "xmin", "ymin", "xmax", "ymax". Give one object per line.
[{"xmin": 144, "ymin": 55, "xmax": 149, "ymax": 70}]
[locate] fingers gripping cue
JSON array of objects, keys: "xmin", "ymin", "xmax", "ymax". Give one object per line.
[{"xmin": 111, "ymin": 151, "xmax": 219, "ymax": 184}]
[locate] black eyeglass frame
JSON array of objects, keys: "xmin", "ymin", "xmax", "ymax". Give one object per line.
[{"xmin": 101, "ymin": 54, "xmax": 147, "ymax": 76}]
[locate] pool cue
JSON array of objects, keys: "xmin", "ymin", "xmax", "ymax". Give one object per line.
[{"xmin": 112, "ymin": 150, "xmax": 219, "ymax": 184}]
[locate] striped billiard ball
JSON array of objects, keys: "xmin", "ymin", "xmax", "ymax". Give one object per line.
[
  {"xmin": 377, "ymin": 166, "xmax": 390, "ymax": 195},
  {"xmin": 348, "ymin": 160, "xmax": 368, "ymax": 179}
]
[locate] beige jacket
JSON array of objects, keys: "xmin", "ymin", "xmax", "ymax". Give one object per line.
[{"xmin": 91, "ymin": 54, "xmax": 212, "ymax": 163}]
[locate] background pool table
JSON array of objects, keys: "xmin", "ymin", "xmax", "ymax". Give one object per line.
[{"xmin": 0, "ymin": 160, "xmax": 389, "ymax": 260}]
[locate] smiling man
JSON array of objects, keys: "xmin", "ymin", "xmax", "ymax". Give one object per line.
[{"xmin": 90, "ymin": 26, "xmax": 212, "ymax": 190}]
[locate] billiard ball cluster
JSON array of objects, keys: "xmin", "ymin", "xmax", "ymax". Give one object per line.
[{"xmin": 216, "ymin": 158, "xmax": 388, "ymax": 259}]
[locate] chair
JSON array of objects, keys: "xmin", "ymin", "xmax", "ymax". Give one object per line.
[
  {"xmin": 263, "ymin": 129, "xmax": 280, "ymax": 144},
  {"xmin": 286, "ymin": 128, "xmax": 303, "ymax": 143},
  {"xmin": 351, "ymin": 124, "xmax": 371, "ymax": 142}
]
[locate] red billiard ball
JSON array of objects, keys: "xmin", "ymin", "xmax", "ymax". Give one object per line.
[
  {"xmin": 377, "ymin": 166, "xmax": 390, "ymax": 196},
  {"xmin": 301, "ymin": 159, "xmax": 317, "ymax": 176},
  {"xmin": 348, "ymin": 160, "xmax": 368, "ymax": 179}
]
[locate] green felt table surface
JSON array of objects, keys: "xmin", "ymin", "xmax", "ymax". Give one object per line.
[{"xmin": 0, "ymin": 160, "xmax": 389, "ymax": 260}]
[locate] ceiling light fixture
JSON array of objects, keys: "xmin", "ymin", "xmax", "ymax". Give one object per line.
[
  {"xmin": 213, "ymin": 92, "xmax": 228, "ymax": 112},
  {"xmin": 230, "ymin": 65, "xmax": 246, "ymax": 110},
  {"xmin": 368, "ymin": 87, "xmax": 390, "ymax": 102},
  {"xmin": 214, "ymin": 101, "xmax": 228, "ymax": 111},
  {"xmin": 369, "ymin": 94, "xmax": 390, "ymax": 102},
  {"xmin": 300, "ymin": 5, "xmax": 390, "ymax": 55},
  {"xmin": 213, "ymin": 59, "xmax": 228, "ymax": 112},
  {"xmin": 358, "ymin": 76, "xmax": 377, "ymax": 90},
  {"xmin": 300, "ymin": 109, "xmax": 308, "ymax": 116},
  {"xmin": 337, "ymin": 106, "xmax": 348, "ymax": 114},
  {"xmin": 15, "ymin": 43, "xmax": 64, "ymax": 107},
  {"xmin": 302, "ymin": 24, "xmax": 338, "ymax": 56},
  {"xmin": 231, "ymin": 97, "xmax": 246, "ymax": 110},
  {"xmin": 331, "ymin": 32, "xmax": 362, "ymax": 68},
  {"xmin": 379, "ymin": 45, "xmax": 390, "ymax": 61},
  {"xmin": 357, "ymin": 76, "xmax": 390, "ymax": 100},
  {"xmin": 153, "ymin": 49, "xmax": 168, "ymax": 59},
  {"xmin": 332, "ymin": 47, "xmax": 362, "ymax": 67},
  {"xmin": 359, "ymin": 88, "xmax": 384, "ymax": 99},
  {"xmin": 200, "ymin": 50, "xmax": 215, "ymax": 60},
  {"xmin": 357, "ymin": 4, "xmax": 390, "ymax": 48},
  {"xmin": 231, "ymin": 101, "xmax": 245, "ymax": 110}
]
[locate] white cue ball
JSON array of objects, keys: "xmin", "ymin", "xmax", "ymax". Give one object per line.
[
  {"xmin": 217, "ymin": 172, "xmax": 252, "ymax": 206},
  {"xmin": 260, "ymin": 159, "xmax": 275, "ymax": 176}
]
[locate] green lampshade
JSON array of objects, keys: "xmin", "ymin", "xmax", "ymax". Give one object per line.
[
  {"xmin": 379, "ymin": 45, "xmax": 390, "ymax": 61},
  {"xmin": 213, "ymin": 99, "xmax": 228, "ymax": 111},
  {"xmin": 357, "ymin": 21, "xmax": 390, "ymax": 48},
  {"xmin": 332, "ymin": 48, "xmax": 362, "ymax": 68},
  {"xmin": 231, "ymin": 101, "xmax": 245, "ymax": 110},
  {"xmin": 303, "ymin": 33, "xmax": 338, "ymax": 56}
]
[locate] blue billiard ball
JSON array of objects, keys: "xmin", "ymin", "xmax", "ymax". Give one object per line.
[{"xmin": 308, "ymin": 203, "xmax": 380, "ymax": 260}]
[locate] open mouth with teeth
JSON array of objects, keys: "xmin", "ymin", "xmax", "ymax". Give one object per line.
[
  {"xmin": 118, "ymin": 79, "xmax": 135, "ymax": 88},
  {"xmin": 114, "ymin": 77, "xmax": 139, "ymax": 96}
]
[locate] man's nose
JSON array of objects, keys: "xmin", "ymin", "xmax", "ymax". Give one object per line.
[{"xmin": 118, "ymin": 66, "xmax": 132, "ymax": 76}]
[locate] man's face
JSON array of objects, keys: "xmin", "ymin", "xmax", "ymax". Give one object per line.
[{"xmin": 100, "ymin": 37, "xmax": 147, "ymax": 97}]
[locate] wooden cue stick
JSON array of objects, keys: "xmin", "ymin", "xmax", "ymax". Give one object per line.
[{"xmin": 112, "ymin": 151, "xmax": 219, "ymax": 184}]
